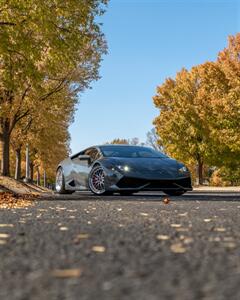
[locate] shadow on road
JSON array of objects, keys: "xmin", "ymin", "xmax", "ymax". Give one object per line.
[{"xmin": 40, "ymin": 191, "xmax": 240, "ymax": 202}]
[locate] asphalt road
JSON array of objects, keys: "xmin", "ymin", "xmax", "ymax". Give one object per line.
[{"xmin": 0, "ymin": 191, "xmax": 240, "ymax": 300}]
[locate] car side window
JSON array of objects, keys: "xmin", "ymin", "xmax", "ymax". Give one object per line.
[{"xmin": 85, "ymin": 148, "xmax": 101, "ymax": 162}]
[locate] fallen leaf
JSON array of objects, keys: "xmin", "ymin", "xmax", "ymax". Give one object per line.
[
  {"xmin": 183, "ymin": 238, "xmax": 193, "ymax": 244},
  {"xmin": 204, "ymin": 219, "xmax": 212, "ymax": 222},
  {"xmin": 76, "ymin": 234, "xmax": 89, "ymax": 239},
  {"xmin": 223, "ymin": 242, "xmax": 236, "ymax": 249},
  {"xmin": 0, "ymin": 233, "xmax": 9, "ymax": 238},
  {"xmin": 214, "ymin": 228, "xmax": 226, "ymax": 232},
  {"xmin": 92, "ymin": 246, "xmax": 106, "ymax": 253},
  {"xmin": 156, "ymin": 234, "xmax": 170, "ymax": 240},
  {"xmin": 140, "ymin": 213, "xmax": 149, "ymax": 216},
  {"xmin": 170, "ymin": 243, "xmax": 186, "ymax": 253},
  {"xmin": 51, "ymin": 269, "xmax": 82, "ymax": 278},
  {"xmin": 209, "ymin": 237, "xmax": 221, "ymax": 242},
  {"xmin": 179, "ymin": 212, "xmax": 188, "ymax": 217},
  {"xmin": 223, "ymin": 237, "xmax": 234, "ymax": 242},
  {"xmin": 170, "ymin": 224, "xmax": 181, "ymax": 228},
  {"xmin": 163, "ymin": 198, "xmax": 170, "ymax": 204},
  {"xmin": 175, "ymin": 228, "xmax": 189, "ymax": 232},
  {"xmin": 59, "ymin": 227, "xmax": 68, "ymax": 231},
  {"xmin": 0, "ymin": 240, "xmax": 7, "ymax": 245}
]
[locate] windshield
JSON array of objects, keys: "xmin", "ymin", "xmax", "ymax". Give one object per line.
[{"xmin": 100, "ymin": 146, "xmax": 167, "ymax": 158}]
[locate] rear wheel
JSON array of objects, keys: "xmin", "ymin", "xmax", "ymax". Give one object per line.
[
  {"xmin": 55, "ymin": 167, "xmax": 74, "ymax": 194},
  {"xmin": 164, "ymin": 190, "xmax": 185, "ymax": 196},
  {"xmin": 88, "ymin": 166, "xmax": 109, "ymax": 195}
]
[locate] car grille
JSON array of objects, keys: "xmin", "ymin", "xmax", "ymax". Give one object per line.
[{"xmin": 117, "ymin": 177, "xmax": 192, "ymax": 190}]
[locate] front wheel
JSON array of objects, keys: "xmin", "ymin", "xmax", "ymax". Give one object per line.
[
  {"xmin": 164, "ymin": 190, "xmax": 185, "ymax": 196},
  {"xmin": 88, "ymin": 166, "xmax": 108, "ymax": 195},
  {"xmin": 55, "ymin": 167, "xmax": 74, "ymax": 194}
]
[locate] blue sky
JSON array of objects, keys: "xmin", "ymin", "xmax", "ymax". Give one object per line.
[{"xmin": 70, "ymin": 0, "xmax": 240, "ymax": 153}]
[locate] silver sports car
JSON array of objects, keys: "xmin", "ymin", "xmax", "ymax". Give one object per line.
[{"xmin": 55, "ymin": 145, "xmax": 192, "ymax": 196}]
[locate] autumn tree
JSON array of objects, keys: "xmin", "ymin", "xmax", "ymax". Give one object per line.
[
  {"xmin": 0, "ymin": 0, "xmax": 108, "ymax": 176},
  {"xmin": 10, "ymin": 84, "xmax": 76, "ymax": 181},
  {"xmin": 153, "ymin": 33, "xmax": 240, "ymax": 185},
  {"xmin": 216, "ymin": 34, "xmax": 240, "ymax": 167}
]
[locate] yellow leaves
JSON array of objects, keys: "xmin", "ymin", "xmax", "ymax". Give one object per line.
[
  {"xmin": 153, "ymin": 33, "xmax": 240, "ymax": 170},
  {"xmin": 0, "ymin": 192, "xmax": 34, "ymax": 209}
]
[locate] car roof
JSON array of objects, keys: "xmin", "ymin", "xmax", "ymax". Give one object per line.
[{"xmin": 70, "ymin": 145, "xmax": 149, "ymax": 159}]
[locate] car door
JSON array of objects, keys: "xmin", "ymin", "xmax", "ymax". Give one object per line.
[{"xmin": 73, "ymin": 148, "xmax": 101, "ymax": 190}]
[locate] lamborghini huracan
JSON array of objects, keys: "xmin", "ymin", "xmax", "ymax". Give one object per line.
[{"xmin": 55, "ymin": 145, "xmax": 192, "ymax": 196}]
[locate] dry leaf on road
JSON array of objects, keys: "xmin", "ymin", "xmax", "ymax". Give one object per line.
[
  {"xmin": 163, "ymin": 198, "xmax": 170, "ymax": 204},
  {"xmin": 156, "ymin": 235, "xmax": 170, "ymax": 240},
  {"xmin": 59, "ymin": 227, "xmax": 68, "ymax": 231},
  {"xmin": 51, "ymin": 269, "xmax": 82, "ymax": 278},
  {"xmin": 0, "ymin": 233, "xmax": 9, "ymax": 238},
  {"xmin": 170, "ymin": 243, "xmax": 186, "ymax": 253},
  {"xmin": 170, "ymin": 224, "xmax": 181, "ymax": 228},
  {"xmin": 92, "ymin": 246, "xmax": 106, "ymax": 253}
]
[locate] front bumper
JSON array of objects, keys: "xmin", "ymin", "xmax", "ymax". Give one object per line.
[{"xmin": 105, "ymin": 173, "xmax": 192, "ymax": 192}]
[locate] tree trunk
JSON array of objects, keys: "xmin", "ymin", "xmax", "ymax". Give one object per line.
[
  {"xmin": 43, "ymin": 170, "xmax": 47, "ymax": 188},
  {"xmin": 15, "ymin": 148, "xmax": 22, "ymax": 180},
  {"xmin": 36, "ymin": 167, "xmax": 40, "ymax": 186},
  {"xmin": 197, "ymin": 160, "xmax": 204, "ymax": 185},
  {"xmin": 30, "ymin": 162, "xmax": 34, "ymax": 182},
  {"xmin": 0, "ymin": 119, "xmax": 11, "ymax": 176}
]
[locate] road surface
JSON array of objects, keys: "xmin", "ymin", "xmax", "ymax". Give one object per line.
[{"xmin": 0, "ymin": 191, "xmax": 240, "ymax": 300}]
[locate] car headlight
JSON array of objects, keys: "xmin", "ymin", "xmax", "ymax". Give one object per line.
[
  {"xmin": 178, "ymin": 166, "xmax": 188, "ymax": 173},
  {"xmin": 117, "ymin": 165, "xmax": 130, "ymax": 172},
  {"xmin": 106, "ymin": 164, "xmax": 131, "ymax": 173}
]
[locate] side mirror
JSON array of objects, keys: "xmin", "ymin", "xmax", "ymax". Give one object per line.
[{"xmin": 78, "ymin": 155, "xmax": 91, "ymax": 164}]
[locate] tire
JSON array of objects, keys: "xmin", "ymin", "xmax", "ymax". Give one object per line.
[
  {"xmin": 55, "ymin": 167, "xmax": 74, "ymax": 194},
  {"xmin": 88, "ymin": 165, "xmax": 108, "ymax": 195},
  {"xmin": 164, "ymin": 190, "xmax": 185, "ymax": 196}
]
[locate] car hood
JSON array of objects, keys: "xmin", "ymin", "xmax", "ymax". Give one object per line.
[{"xmin": 103, "ymin": 157, "xmax": 180, "ymax": 179}]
